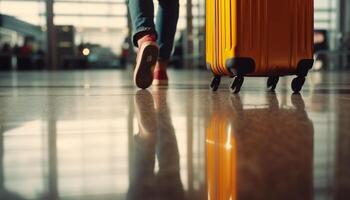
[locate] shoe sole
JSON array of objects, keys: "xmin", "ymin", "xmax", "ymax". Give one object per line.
[{"xmin": 134, "ymin": 42, "xmax": 159, "ymax": 89}]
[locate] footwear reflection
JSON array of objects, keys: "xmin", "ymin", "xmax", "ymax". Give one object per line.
[
  {"xmin": 206, "ymin": 93, "xmax": 314, "ymax": 200},
  {"xmin": 127, "ymin": 90, "xmax": 185, "ymax": 200}
]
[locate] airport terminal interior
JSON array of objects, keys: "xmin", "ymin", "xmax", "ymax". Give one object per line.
[{"xmin": 1, "ymin": 0, "xmax": 350, "ymax": 199}]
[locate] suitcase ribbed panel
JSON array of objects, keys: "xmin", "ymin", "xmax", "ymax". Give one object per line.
[
  {"xmin": 205, "ymin": 0, "xmax": 215, "ymax": 72},
  {"xmin": 206, "ymin": 0, "xmax": 313, "ymax": 77}
]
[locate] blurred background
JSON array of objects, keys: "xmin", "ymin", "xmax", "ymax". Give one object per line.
[
  {"xmin": 1, "ymin": 0, "xmax": 349, "ymax": 71},
  {"xmin": 0, "ymin": 0, "xmax": 206, "ymax": 70}
]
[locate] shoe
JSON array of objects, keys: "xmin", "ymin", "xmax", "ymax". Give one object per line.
[
  {"xmin": 134, "ymin": 35, "xmax": 159, "ymax": 89},
  {"xmin": 152, "ymin": 61, "xmax": 169, "ymax": 86}
]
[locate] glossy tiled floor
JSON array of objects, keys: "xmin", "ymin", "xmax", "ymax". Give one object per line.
[{"xmin": 0, "ymin": 69, "xmax": 349, "ymax": 200}]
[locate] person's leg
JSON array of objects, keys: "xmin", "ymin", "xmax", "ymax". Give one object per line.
[
  {"xmin": 153, "ymin": 0, "xmax": 179, "ymax": 86},
  {"xmin": 128, "ymin": 0, "xmax": 156, "ymax": 47},
  {"xmin": 128, "ymin": 0, "xmax": 159, "ymax": 89}
]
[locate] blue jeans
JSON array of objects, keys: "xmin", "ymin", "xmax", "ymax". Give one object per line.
[{"xmin": 128, "ymin": 0, "xmax": 179, "ymax": 60}]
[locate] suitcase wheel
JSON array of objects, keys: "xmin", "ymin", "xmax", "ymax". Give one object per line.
[
  {"xmin": 230, "ymin": 76, "xmax": 244, "ymax": 94},
  {"xmin": 210, "ymin": 76, "xmax": 221, "ymax": 91},
  {"xmin": 267, "ymin": 76, "xmax": 279, "ymax": 91},
  {"xmin": 291, "ymin": 77, "xmax": 306, "ymax": 93}
]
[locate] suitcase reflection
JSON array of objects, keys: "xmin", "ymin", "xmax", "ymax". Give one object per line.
[{"xmin": 206, "ymin": 94, "xmax": 314, "ymax": 200}]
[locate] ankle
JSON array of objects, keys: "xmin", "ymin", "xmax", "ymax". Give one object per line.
[
  {"xmin": 137, "ymin": 34, "xmax": 156, "ymax": 47},
  {"xmin": 154, "ymin": 60, "xmax": 168, "ymax": 71}
]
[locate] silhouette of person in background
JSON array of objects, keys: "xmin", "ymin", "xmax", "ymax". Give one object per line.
[
  {"xmin": 0, "ymin": 43, "xmax": 13, "ymax": 70},
  {"xmin": 20, "ymin": 38, "xmax": 33, "ymax": 56},
  {"xmin": 1, "ymin": 43, "xmax": 11, "ymax": 55},
  {"xmin": 17, "ymin": 37, "xmax": 34, "ymax": 70}
]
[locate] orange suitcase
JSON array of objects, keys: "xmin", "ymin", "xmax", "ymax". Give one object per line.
[{"xmin": 206, "ymin": 0, "xmax": 314, "ymax": 93}]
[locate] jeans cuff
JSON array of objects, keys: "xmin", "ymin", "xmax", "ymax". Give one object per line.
[{"xmin": 132, "ymin": 28, "xmax": 158, "ymax": 47}]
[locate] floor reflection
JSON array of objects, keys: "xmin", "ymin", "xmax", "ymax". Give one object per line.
[
  {"xmin": 0, "ymin": 70, "xmax": 349, "ymax": 199},
  {"xmin": 206, "ymin": 93, "xmax": 314, "ymax": 200},
  {"xmin": 128, "ymin": 90, "xmax": 185, "ymax": 200},
  {"xmin": 0, "ymin": 130, "xmax": 26, "ymax": 200}
]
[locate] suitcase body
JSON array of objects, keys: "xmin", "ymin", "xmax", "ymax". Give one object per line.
[{"xmin": 206, "ymin": 0, "xmax": 314, "ymax": 93}]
